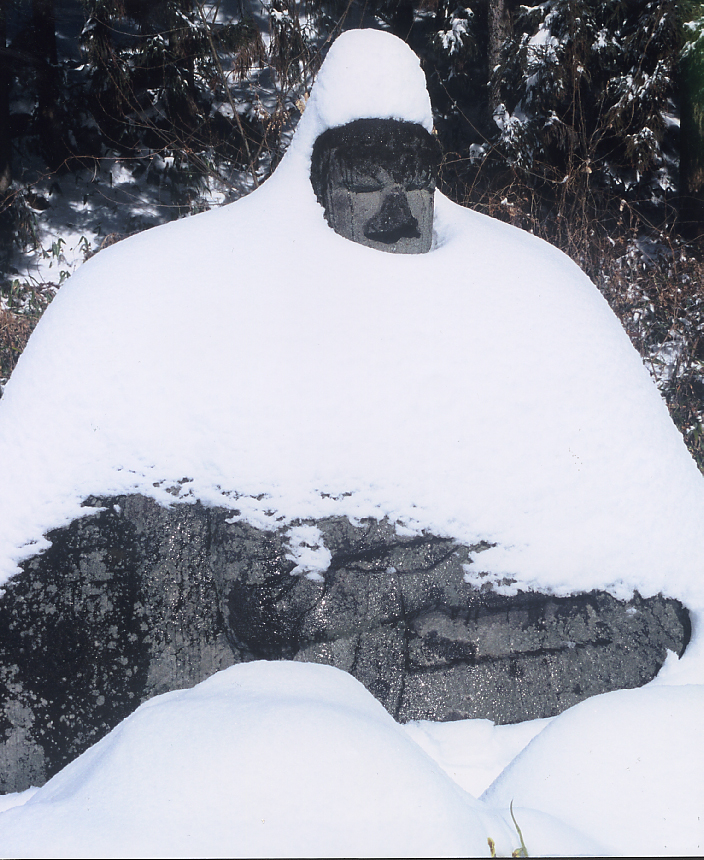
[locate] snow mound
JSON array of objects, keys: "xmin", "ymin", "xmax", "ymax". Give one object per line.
[
  {"xmin": 482, "ymin": 684, "xmax": 704, "ymax": 856},
  {"xmin": 0, "ymin": 661, "xmax": 524, "ymax": 859},
  {"xmin": 0, "ymin": 29, "xmax": 703, "ymax": 659},
  {"xmin": 301, "ymin": 29, "xmax": 433, "ymax": 136}
]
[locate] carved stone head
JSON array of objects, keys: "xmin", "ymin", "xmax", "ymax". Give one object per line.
[{"xmin": 310, "ymin": 118, "xmax": 441, "ymax": 254}]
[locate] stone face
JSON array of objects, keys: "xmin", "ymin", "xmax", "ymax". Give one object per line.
[
  {"xmin": 310, "ymin": 118, "xmax": 440, "ymax": 253},
  {"xmin": 0, "ymin": 494, "xmax": 690, "ymax": 792}
]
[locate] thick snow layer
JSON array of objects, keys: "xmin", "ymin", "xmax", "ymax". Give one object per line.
[
  {"xmin": 299, "ymin": 28, "xmax": 433, "ymax": 136},
  {"xmin": 0, "ymin": 663, "xmax": 605, "ymax": 859},
  {"xmin": 1, "ymin": 30, "xmax": 704, "ymax": 651},
  {"xmin": 482, "ymin": 684, "xmax": 704, "ymax": 856}
]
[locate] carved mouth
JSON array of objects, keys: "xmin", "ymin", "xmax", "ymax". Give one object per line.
[{"xmin": 364, "ymin": 221, "xmax": 421, "ymax": 243}]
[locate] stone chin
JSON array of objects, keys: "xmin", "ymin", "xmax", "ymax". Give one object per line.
[{"xmin": 310, "ymin": 118, "xmax": 441, "ymax": 254}]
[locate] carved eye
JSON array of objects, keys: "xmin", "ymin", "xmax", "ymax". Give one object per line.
[
  {"xmin": 345, "ymin": 173, "xmax": 384, "ymax": 192},
  {"xmin": 403, "ymin": 167, "xmax": 434, "ymax": 192}
]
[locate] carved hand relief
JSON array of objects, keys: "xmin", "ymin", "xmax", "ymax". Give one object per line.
[{"xmin": 311, "ymin": 118, "xmax": 441, "ymax": 254}]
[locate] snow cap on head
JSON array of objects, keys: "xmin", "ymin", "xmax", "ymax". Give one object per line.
[
  {"xmin": 284, "ymin": 29, "xmax": 434, "ymax": 175},
  {"xmin": 308, "ymin": 29, "xmax": 433, "ymax": 133}
]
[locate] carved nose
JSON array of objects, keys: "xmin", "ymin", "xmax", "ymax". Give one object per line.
[{"xmin": 364, "ymin": 190, "xmax": 420, "ymax": 243}]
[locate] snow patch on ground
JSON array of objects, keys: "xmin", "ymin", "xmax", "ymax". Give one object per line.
[
  {"xmin": 0, "ymin": 662, "xmax": 554, "ymax": 859},
  {"xmin": 0, "ymin": 788, "xmax": 39, "ymax": 815},
  {"xmin": 403, "ymin": 715, "xmax": 553, "ymax": 797}
]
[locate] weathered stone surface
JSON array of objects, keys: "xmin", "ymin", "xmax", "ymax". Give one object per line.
[
  {"xmin": 0, "ymin": 494, "xmax": 690, "ymax": 792},
  {"xmin": 0, "ymin": 495, "xmax": 235, "ymax": 792}
]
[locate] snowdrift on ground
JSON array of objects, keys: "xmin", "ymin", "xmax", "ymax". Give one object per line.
[
  {"xmin": 482, "ymin": 683, "xmax": 704, "ymax": 856},
  {"xmin": 0, "ymin": 661, "xmax": 603, "ymax": 859}
]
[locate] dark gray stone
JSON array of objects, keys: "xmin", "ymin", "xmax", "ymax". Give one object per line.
[
  {"xmin": 310, "ymin": 118, "xmax": 440, "ymax": 253},
  {"xmin": 0, "ymin": 495, "xmax": 235, "ymax": 793},
  {"xmin": 0, "ymin": 494, "xmax": 690, "ymax": 792}
]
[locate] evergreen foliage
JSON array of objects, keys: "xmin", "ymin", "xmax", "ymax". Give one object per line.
[
  {"xmin": 78, "ymin": 0, "xmax": 269, "ymax": 182},
  {"xmin": 431, "ymin": 0, "xmax": 681, "ymax": 228},
  {"xmin": 681, "ymin": 1, "xmax": 704, "ymax": 228}
]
